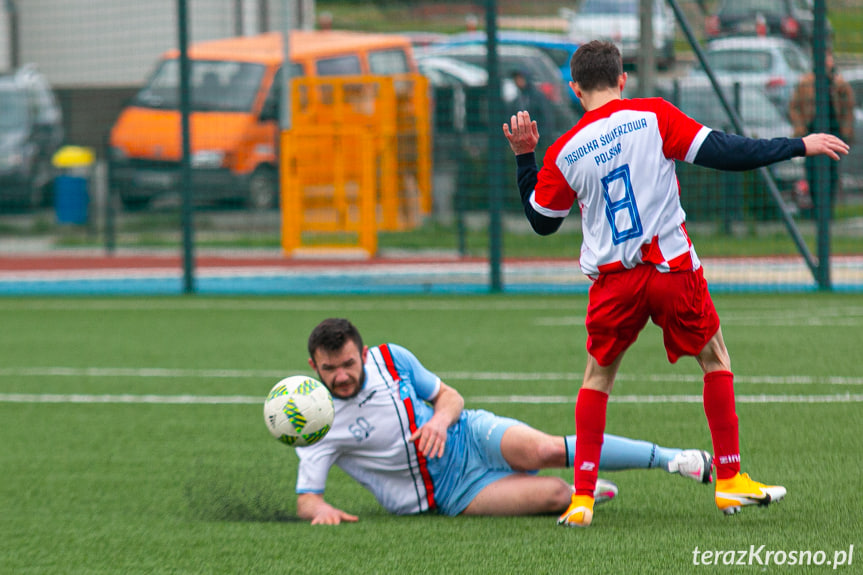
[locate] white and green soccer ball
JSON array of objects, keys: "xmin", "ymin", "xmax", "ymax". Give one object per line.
[{"xmin": 263, "ymin": 376, "xmax": 334, "ymax": 447}]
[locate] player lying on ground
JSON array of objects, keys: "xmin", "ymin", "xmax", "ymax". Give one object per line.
[
  {"xmin": 502, "ymin": 40, "xmax": 850, "ymax": 527},
  {"xmin": 294, "ymin": 318, "xmax": 713, "ymax": 525}
]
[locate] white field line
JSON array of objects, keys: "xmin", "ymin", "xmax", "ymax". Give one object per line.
[
  {"xmin": 471, "ymin": 394, "xmax": 863, "ymax": 404},
  {"xmin": 2, "ymin": 392, "xmax": 862, "ymax": 405},
  {"xmin": 1, "ymin": 367, "xmax": 862, "ymax": 405},
  {"xmin": 0, "ymin": 367, "xmax": 288, "ymax": 379},
  {"xmin": 537, "ymin": 315, "xmax": 863, "ymax": 327},
  {"xmin": 1, "ymin": 300, "xmax": 862, "ymax": 328},
  {"xmin": 0, "ymin": 393, "xmax": 262, "ymax": 404},
  {"xmin": 0, "ymin": 300, "xmax": 585, "ymax": 312},
  {"xmin": 1, "ymin": 367, "xmax": 863, "ymax": 386},
  {"xmin": 0, "ymin": 297, "xmax": 861, "ymax": 316}
]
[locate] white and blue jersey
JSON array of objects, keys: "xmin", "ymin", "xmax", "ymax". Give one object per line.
[{"xmin": 295, "ymin": 344, "xmax": 523, "ymax": 516}]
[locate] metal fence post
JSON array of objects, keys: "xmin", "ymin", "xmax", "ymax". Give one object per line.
[
  {"xmin": 812, "ymin": 0, "xmax": 831, "ymax": 290},
  {"xmin": 486, "ymin": 0, "xmax": 503, "ymax": 293},
  {"xmin": 178, "ymin": 0, "xmax": 195, "ymax": 294}
]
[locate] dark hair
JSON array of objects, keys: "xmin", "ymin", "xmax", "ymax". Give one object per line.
[
  {"xmin": 307, "ymin": 318, "xmax": 364, "ymax": 359},
  {"xmin": 570, "ymin": 40, "xmax": 623, "ymax": 92}
]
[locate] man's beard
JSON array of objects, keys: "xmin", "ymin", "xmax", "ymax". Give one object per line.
[{"xmin": 320, "ymin": 368, "xmax": 365, "ymax": 400}]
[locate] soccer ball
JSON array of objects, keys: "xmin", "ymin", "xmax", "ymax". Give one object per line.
[{"xmin": 263, "ymin": 375, "xmax": 334, "ymax": 447}]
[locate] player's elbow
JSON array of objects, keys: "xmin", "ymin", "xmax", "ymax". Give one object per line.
[
  {"xmin": 528, "ymin": 215, "xmax": 564, "ymax": 236},
  {"xmin": 533, "ymin": 225, "xmax": 559, "ymax": 236}
]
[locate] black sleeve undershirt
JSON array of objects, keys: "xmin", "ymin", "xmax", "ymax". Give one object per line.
[
  {"xmin": 692, "ymin": 130, "xmax": 806, "ymax": 171},
  {"xmin": 516, "ymin": 152, "xmax": 562, "ymax": 236}
]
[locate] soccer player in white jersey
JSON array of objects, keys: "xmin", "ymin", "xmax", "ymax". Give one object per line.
[
  {"xmin": 295, "ymin": 318, "xmax": 715, "ymax": 525},
  {"xmin": 502, "ymin": 40, "xmax": 850, "ymax": 527}
]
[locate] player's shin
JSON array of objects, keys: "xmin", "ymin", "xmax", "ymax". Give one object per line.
[
  {"xmin": 703, "ymin": 370, "xmax": 740, "ymax": 480},
  {"xmin": 559, "ymin": 389, "xmax": 608, "ymax": 527},
  {"xmin": 596, "ymin": 435, "xmax": 677, "ymax": 470},
  {"xmin": 573, "ymin": 388, "xmax": 608, "ymax": 495}
]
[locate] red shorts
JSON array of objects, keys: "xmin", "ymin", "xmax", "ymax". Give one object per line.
[{"xmin": 585, "ymin": 265, "xmax": 720, "ymax": 366}]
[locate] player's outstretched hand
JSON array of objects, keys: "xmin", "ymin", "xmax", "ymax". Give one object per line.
[
  {"xmin": 503, "ymin": 110, "xmax": 540, "ymax": 156},
  {"xmin": 310, "ymin": 507, "xmax": 359, "ymax": 526},
  {"xmin": 802, "ymin": 133, "xmax": 850, "ymax": 160}
]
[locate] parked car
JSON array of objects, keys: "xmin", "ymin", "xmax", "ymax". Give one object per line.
[
  {"xmin": 688, "ymin": 36, "xmax": 811, "ymax": 118},
  {"xmin": 435, "ymin": 31, "xmax": 581, "ymax": 105},
  {"xmin": 843, "ymin": 67, "xmax": 863, "ymax": 110},
  {"xmin": 836, "ymin": 66, "xmax": 863, "ymax": 192},
  {"xmin": 417, "ymin": 55, "xmax": 518, "ymax": 132},
  {"xmin": 401, "ymin": 31, "xmax": 450, "ymax": 49},
  {"xmin": 109, "ymin": 31, "xmax": 418, "ymax": 211},
  {"xmin": 416, "ymin": 46, "xmax": 577, "ymax": 215},
  {"xmin": 420, "ymin": 43, "xmax": 578, "ymax": 135},
  {"xmin": 704, "ymin": 0, "xmax": 829, "ymax": 48},
  {"xmin": 417, "ymin": 54, "xmax": 518, "ymax": 94},
  {"xmin": 416, "ymin": 55, "xmax": 521, "ymax": 217},
  {"xmin": 665, "ymin": 77, "xmax": 805, "ymax": 220},
  {"xmin": 562, "ymin": 0, "xmax": 676, "ymax": 70},
  {"xmin": 0, "ymin": 65, "xmax": 64, "ymax": 208}
]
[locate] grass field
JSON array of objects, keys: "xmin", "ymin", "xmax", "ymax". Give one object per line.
[{"xmin": 1, "ymin": 293, "xmax": 862, "ymax": 574}]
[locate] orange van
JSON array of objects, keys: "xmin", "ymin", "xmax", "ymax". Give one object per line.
[{"xmin": 108, "ymin": 30, "xmax": 417, "ymax": 210}]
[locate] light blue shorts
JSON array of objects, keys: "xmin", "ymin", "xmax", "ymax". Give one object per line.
[{"xmin": 433, "ymin": 409, "xmax": 531, "ymax": 516}]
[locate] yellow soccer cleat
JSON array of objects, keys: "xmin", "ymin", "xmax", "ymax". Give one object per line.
[
  {"xmin": 558, "ymin": 494, "xmax": 595, "ymax": 528},
  {"xmin": 715, "ymin": 472, "xmax": 786, "ymax": 515}
]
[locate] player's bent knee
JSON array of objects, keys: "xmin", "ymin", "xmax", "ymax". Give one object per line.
[
  {"xmin": 501, "ymin": 426, "xmax": 566, "ymax": 470},
  {"xmin": 533, "ymin": 438, "xmax": 566, "ymax": 469},
  {"xmin": 697, "ymin": 331, "xmax": 731, "ymax": 373},
  {"xmin": 530, "ymin": 476, "xmax": 574, "ymax": 513}
]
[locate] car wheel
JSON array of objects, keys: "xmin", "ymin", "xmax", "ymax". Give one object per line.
[{"xmin": 247, "ymin": 167, "xmax": 278, "ymax": 211}]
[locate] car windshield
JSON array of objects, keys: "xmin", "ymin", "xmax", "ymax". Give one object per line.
[
  {"xmin": 705, "ymin": 49, "xmax": 773, "ymax": 73},
  {"xmin": 133, "ymin": 59, "xmax": 266, "ymax": 112},
  {"xmin": 440, "ymin": 50, "xmax": 560, "ymax": 84},
  {"xmin": 580, "ymin": 0, "xmax": 637, "ymax": 15},
  {"xmin": 720, "ymin": 0, "xmax": 786, "ymax": 16},
  {"xmin": 368, "ymin": 49, "xmax": 410, "ymax": 75},
  {"xmin": 680, "ymin": 85, "xmax": 785, "ymax": 129},
  {"xmin": 0, "ymin": 87, "xmax": 29, "ymax": 130},
  {"xmin": 540, "ymin": 47, "xmax": 573, "ymax": 69}
]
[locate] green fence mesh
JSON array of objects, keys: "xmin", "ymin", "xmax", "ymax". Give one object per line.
[{"xmin": 0, "ymin": 0, "xmax": 861, "ymax": 294}]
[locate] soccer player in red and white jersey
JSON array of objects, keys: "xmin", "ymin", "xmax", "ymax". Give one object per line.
[{"xmin": 503, "ymin": 40, "xmax": 850, "ymax": 527}]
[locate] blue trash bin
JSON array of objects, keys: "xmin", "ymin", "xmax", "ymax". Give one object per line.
[
  {"xmin": 54, "ymin": 174, "xmax": 90, "ymax": 224},
  {"xmin": 52, "ymin": 146, "xmax": 94, "ymax": 225}
]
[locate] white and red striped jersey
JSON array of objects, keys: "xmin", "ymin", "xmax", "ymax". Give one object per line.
[{"xmin": 531, "ymin": 98, "xmax": 712, "ymax": 277}]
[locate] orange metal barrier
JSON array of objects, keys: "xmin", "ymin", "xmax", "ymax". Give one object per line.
[
  {"xmin": 281, "ymin": 127, "xmax": 377, "ymax": 255},
  {"xmin": 280, "ymin": 74, "xmax": 431, "ymax": 256}
]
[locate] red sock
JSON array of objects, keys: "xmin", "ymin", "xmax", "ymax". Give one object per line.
[
  {"xmin": 573, "ymin": 388, "xmax": 608, "ymax": 497},
  {"xmin": 703, "ymin": 370, "xmax": 740, "ymax": 480}
]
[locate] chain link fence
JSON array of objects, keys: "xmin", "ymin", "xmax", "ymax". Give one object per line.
[{"xmin": 0, "ymin": 0, "xmax": 861, "ymax": 294}]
